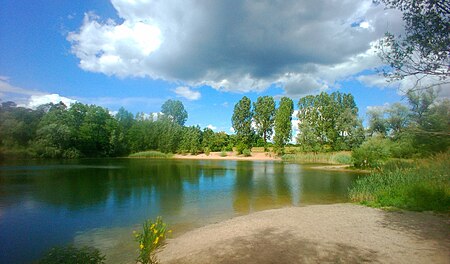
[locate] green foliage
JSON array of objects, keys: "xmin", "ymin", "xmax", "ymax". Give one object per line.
[
  {"xmin": 349, "ymin": 153, "xmax": 450, "ymax": 212},
  {"xmin": 38, "ymin": 245, "xmax": 105, "ymax": 264},
  {"xmin": 253, "ymin": 96, "xmax": 275, "ymax": 144},
  {"xmin": 179, "ymin": 126, "xmax": 202, "ymax": 154},
  {"xmin": 352, "ymin": 137, "xmax": 391, "ymax": 169},
  {"xmin": 242, "ymin": 149, "xmax": 251, "ymax": 157},
  {"xmin": 134, "ymin": 217, "xmax": 170, "ymax": 264},
  {"xmin": 297, "ymin": 92, "xmax": 364, "ymax": 152},
  {"xmin": 220, "ymin": 149, "xmax": 228, "ymax": 157},
  {"xmin": 274, "ymin": 97, "xmax": 294, "ymax": 154},
  {"xmin": 204, "ymin": 147, "xmax": 210, "ymax": 156},
  {"xmin": 376, "ymin": 0, "xmax": 449, "ymax": 81},
  {"xmin": 129, "ymin": 151, "xmax": 172, "ymax": 159},
  {"xmin": 232, "ymin": 96, "xmax": 254, "ymax": 150},
  {"xmin": 161, "ymin": 99, "xmax": 188, "ymax": 126}
]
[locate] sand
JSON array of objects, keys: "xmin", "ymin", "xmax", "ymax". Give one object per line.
[
  {"xmin": 173, "ymin": 151, "xmax": 281, "ymax": 161},
  {"xmin": 158, "ymin": 204, "xmax": 449, "ymax": 264}
]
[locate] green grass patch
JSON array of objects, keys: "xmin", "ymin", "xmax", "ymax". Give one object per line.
[
  {"xmin": 129, "ymin": 151, "xmax": 173, "ymax": 159},
  {"xmin": 349, "ymin": 153, "xmax": 450, "ymax": 212},
  {"xmin": 282, "ymin": 151, "xmax": 352, "ymax": 164}
]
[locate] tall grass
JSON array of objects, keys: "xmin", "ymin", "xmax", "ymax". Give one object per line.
[
  {"xmin": 349, "ymin": 153, "xmax": 450, "ymax": 212},
  {"xmin": 128, "ymin": 151, "xmax": 173, "ymax": 159},
  {"xmin": 282, "ymin": 151, "xmax": 352, "ymax": 164}
]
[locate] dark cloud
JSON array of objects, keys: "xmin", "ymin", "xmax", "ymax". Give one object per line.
[{"xmin": 68, "ymin": 0, "xmax": 404, "ymax": 96}]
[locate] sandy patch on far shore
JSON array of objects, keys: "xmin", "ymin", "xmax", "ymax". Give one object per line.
[
  {"xmin": 158, "ymin": 204, "xmax": 449, "ymax": 264},
  {"xmin": 173, "ymin": 151, "xmax": 281, "ymax": 161}
]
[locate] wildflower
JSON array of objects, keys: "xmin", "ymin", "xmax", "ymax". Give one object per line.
[
  {"xmin": 140, "ymin": 243, "xmax": 144, "ymax": 249},
  {"xmin": 153, "ymin": 229, "xmax": 157, "ymax": 234},
  {"xmin": 168, "ymin": 230, "xmax": 172, "ymax": 233},
  {"xmin": 150, "ymin": 224, "xmax": 155, "ymax": 230},
  {"xmin": 154, "ymin": 237, "xmax": 159, "ymax": 245}
]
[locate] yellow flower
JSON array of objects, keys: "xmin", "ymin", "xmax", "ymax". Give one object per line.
[
  {"xmin": 150, "ymin": 224, "xmax": 155, "ymax": 230},
  {"xmin": 154, "ymin": 237, "xmax": 159, "ymax": 245},
  {"xmin": 153, "ymin": 229, "xmax": 157, "ymax": 234},
  {"xmin": 139, "ymin": 243, "xmax": 144, "ymax": 249},
  {"xmin": 168, "ymin": 230, "xmax": 172, "ymax": 233}
]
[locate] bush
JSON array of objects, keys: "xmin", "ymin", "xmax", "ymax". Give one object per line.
[
  {"xmin": 220, "ymin": 149, "xmax": 227, "ymax": 157},
  {"xmin": 38, "ymin": 246, "xmax": 105, "ymax": 264},
  {"xmin": 352, "ymin": 137, "xmax": 391, "ymax": 169},
  {"xmin": 134, "ymin": 217, "xmax": 170, "ymax": 264},
  {"xmin": 236, "ymin": 142, "xmax": 247, "ymax": 155},
  {"xmin": 242, "ymin": 149, "xmax": 251, "ymax": 157},
  {"xmin": 333, "ymin": 152, "xmax": 352, "ymax": 164},
  {"xmin": 349, "ymin": 153, "xmax": 450, "ymax": 212},
  {"xmin": 203, "ymin": 147, "xmax": 210, "ymax": 156}
]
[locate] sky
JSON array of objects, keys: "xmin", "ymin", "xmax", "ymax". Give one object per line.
[{"xmin": 0, "ymin": 0, "xmax": 445, "ymax": 133}]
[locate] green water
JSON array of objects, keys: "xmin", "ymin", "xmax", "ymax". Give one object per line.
[{"xmin": 0, "ymin": 158, "xmax": 363, "ymax": 263}]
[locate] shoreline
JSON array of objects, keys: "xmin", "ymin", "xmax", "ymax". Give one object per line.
[
  {"xmin": 172, "ymin": 151, "xmax": 282, "ymax": 161},
  {"xmin": 158, "ymin": 204, "xmax": 449, "ymax": 264}
]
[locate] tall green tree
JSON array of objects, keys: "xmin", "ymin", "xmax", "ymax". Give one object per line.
[
  {"xmin": 232, "ymin": 96, "xmax": 254, "ymax": 152},
  {"xmin": 297, "ymin": 92, "xmax": 363, "ymax": 151},
  {"xmin": 161, "ymin": 99, "xmax": 188, "ymax": 126},
  {"xmin": 253, "ymin": 96, "xmax": 276, "ymax": 147},
  {"xmin": 377, "ymin": 0, "xmax": 449, "ymax": 82},
  {"xmin": 274, "ymin": 97, "xmax": 294, "ymax": 154}
]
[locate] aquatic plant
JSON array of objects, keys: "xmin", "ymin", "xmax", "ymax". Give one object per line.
[
  {"xmin": 134, "ymin": 217, "xmax": 170, "ymax": 264},
  {"xmin": 38, "ymin": 245, "xmax": 105, "ymax": 264}
]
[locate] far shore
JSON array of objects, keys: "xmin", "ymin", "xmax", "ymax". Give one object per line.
[
  {"xmin": 158, "ymin": 204, "xmax": 449, "ymax": 264},
  {"xmin": 172, "ymin": 151, "xmax": 282, "ymax": 161}
]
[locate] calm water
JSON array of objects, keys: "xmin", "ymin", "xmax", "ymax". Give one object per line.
[{"xmin": 0, "ymin": 158, "xmax": 363, "ymax": 263}]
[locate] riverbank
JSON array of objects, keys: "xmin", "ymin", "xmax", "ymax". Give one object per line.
[
  {"xmin": 158, "ymin": 204, "xmax": 449, "ymax": 264},
  {"xmin": 173, "ymin": 151, "xmax": 281, "ymax": 161}
]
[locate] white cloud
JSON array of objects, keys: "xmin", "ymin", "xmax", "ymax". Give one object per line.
[
  {"xmin": 27, "ymin": 94, "xmax": 77, "ymax": 109},
  {"xmin": 173, "ymin": 86, "xmax": 201, "ymax": 100},
  {"xmin": 206, "ymin": 124, "xmax": 217, "ymax": 130},
  {"xmin": 0, "ymin": 79, "xmax": 44, "ymax": 96},
  {"xmin": 68, "ymin": 0, "xmax": 404, "ymax": 96},
  {"xmin": 229, "ymin": 127, "xmax": 235, "ymax": 133}
]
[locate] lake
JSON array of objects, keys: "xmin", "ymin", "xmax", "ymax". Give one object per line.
[{"xmin": 0, "ymin": 158, "xmax": 364, "ymax": 263}]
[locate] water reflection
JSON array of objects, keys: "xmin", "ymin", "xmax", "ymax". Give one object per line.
[{"xmin": 0, "ymin": 159, "xmax": 363, "ymax": 263}]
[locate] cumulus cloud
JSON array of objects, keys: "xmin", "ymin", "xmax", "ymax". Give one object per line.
[
  {"xmin": 27, "ymin": 94, "xmax": 77, "ymax": 109},
  {"xmin": 206, "ymin": 124, "xmax": 217, "ymax": 130},
  {"xmin": 173, "ymin": 86, "xmax": 201, "ymax": 100},
  {"xmin": 68, "ymin": 0, "xmax": 404, "ymax": 96}
]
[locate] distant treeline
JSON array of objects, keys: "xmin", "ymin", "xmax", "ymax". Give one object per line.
[{"xmin": 0, "ymin": 89, "xmax": 448, "ymax": 159}]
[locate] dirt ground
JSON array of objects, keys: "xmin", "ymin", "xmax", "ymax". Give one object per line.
[{"xmin": 157, "ymin": 204, "xmax": 449, "ymax": 264}]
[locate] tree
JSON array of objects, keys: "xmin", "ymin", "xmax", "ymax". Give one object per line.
[
  {"xmin": 367, "ymin": 108, "xmax": 388, "ymax": 137},
  {"xmin": 297, "ymin": 92, "xmax": 364, "ymax": 151},
  {"xmin": 386, "ymin": 103, "xmax": 410, "ymax": 137},
  {"xmin": 161, "ymin": 99, "xmax": 188, "ymax": 126},
  {"xmin": 253, "ymin": 96, "xmax": 276, "ymax": 147},
  {"xmin": 274, "ymin": 97, "xmax": 294, "ymax": 154},
  {"xmin": 377, "ymin": 0, "xmax": 449, "ymax": 84},
  {"xmin": 232, "ymin": 96, "xmax": 254, "ymax": 152}
]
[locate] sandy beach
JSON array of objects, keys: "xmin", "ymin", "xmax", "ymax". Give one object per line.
[
  {"xmin": 158, "ymin": 204, "xmax": 449, "ymax": 264},
  {"xmin": 173, "ymin": 151, "xmax": 281, "ymax": 161}
]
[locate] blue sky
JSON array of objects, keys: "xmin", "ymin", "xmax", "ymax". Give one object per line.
[{"xmin": 0, "ymin": 0, "xmax": 424, "ymax": 133}]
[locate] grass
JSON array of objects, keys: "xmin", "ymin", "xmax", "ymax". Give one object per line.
[
  {"xmin": 282, "ymin": 151, "xmax": 352, "ymax": 164},
  {"xmin": 128, "ymin": 151, "xmax": 173, "ymax": 159},
  {"xmin": 349, "ymin": 153, "xmax": 450, "ymax": 212}
]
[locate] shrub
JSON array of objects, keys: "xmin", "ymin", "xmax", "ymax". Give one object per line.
[
  {"xmin": 349, "ymin": 153, "xmax": 450, "ymax": 212},
  {"xmin": 352, "ymin": 137, "xmax": 391, "ymax": 169},
  {"xmin": 220, "ymin": 150, "xmax": 227, "ymax": 157},
  {"xmin": 236, "ymin": 142, "xmax": 247, "ymax": 154},
  {"xmin": 134, "ymin": 217, "xmax": 170, "ymax": 264},
  {"xmin": 332, "ymin": 152, "xmax": 352, "ymax": 164},
  {"xmin": 242, "ymin": 149, "xmax": 251, "ymax": 157},
  {"xmin": 204, "ymin": 147, "xmax": 210, "ymax": 156},
  {"xmin": 38, "ymin": 246, "xmax": 105, "ymax": 264}
]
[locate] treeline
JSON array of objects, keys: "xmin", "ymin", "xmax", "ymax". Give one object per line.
[
  {"xmin": 231, "ymin": 92, "xmax": 364, "ymax": 154},
  {"xmin": 1, "ymin": 89, "xmax": 447, "ymax": 160},
  {"xmin": 0, "ymin": 99, "xmax": 233, "ymax": 159},
  {"xmin": 352, "ymin": 89, "xmax": 449, "ymax": 168}
]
